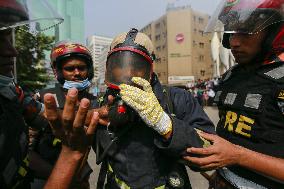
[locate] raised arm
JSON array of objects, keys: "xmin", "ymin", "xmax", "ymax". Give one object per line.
[{"xmin": 43, "ymin": 88, "xmax": 99, "ymax": 189}]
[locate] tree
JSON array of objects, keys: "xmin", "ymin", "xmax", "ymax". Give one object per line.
[{"xmin": 15, "ymin": 27, "xmax": 55, "ymax": 91}]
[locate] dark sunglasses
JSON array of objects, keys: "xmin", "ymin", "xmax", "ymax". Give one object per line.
[{"xmin": 63, "ymin": 65, "xmax": 87, "ymax": 72}]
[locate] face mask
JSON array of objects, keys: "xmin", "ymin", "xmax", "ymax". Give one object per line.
[
  {"xmin": 63, "ymin": 78, "xmax": 91, "ymax": 91},
  {"xmin": 0, "ymin": 74, "xmax": 14, "ymax": 87}
]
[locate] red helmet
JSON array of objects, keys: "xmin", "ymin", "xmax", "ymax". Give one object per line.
[
  {"xmin": 206, "ymin": 0, "xmax": 284, "ymax": 34},
  {"xmin": 206, "ymin": 0, "xmax": 284, "ymax": 54},
  {"xmin": 50, "ymin": 41, "xmax": 94, "ymax": 84}
]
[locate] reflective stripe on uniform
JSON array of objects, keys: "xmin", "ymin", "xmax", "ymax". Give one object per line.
[
  {"xmin": 18, "ymin": 166, "xmax": 27, "ymax": 177},
  {"xmin": 18, "ymin": 155, "xmax": 29, "ymax": 177},
  {"xmin": 23, "ymin": 156, "xmax": 29, "ymax": 167},
  {"xmin": 12, "ymin": 155, "xmax": 30, "ymax": 189},
  {"xmin": 108, "ymin": 163, "xmax": 165, "ymax": 189},
  {"xmin": 53, "ymin": 138, "xmax": 61, "ymax": 146},
  {"xmin": 219, "ymin": 168, "xmax": 268, "ymax": 189}
]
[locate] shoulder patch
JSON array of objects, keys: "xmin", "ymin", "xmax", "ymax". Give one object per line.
[
  {"xmin": 264, "ymin": 64, "xmax": 284, "ymax": 80},
  {"xmin": 258, "ymin": 63, "xmax": 284, "ymax": 83},
  {"xmin": 277, "ymin": 90, "xmax": 284, "ymax": 100},
  {"xmin": 275, "ymin": 87, "xmax": 284, "ymax": 114}
]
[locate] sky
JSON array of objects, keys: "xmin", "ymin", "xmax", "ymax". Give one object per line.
[{"xmin": 84, "ymin": 0, "xmax": 222, "ymax": 38}]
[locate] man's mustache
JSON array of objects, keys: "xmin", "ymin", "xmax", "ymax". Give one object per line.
[{"xmin": 73, "ymin": 76, "xmax": 85, "ymax": 81}]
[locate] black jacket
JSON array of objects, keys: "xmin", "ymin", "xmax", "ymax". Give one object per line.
[
  {"xmin": 215, "ymin": 60, "xmax": 284, "ymax": 188},
  {"xmin": 94, "ymin": 74, "xmax": 215, "ymax": 189},
  {"xmin": 0, "ymin": 85, "xmax": 36, "ymax": 189}
]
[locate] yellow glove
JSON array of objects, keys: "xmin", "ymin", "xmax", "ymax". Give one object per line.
[{"xmin": 119, "ymin": 77, "xmax": 172, "ymax": 135}]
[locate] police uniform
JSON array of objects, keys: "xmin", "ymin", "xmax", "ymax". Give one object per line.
[
  {"xmin": 214, "ymin": 55, "xmax": 284, "ymax": 188},
  {"xmin": 94, "ymin": 73, "xmax": 215, "ymax": 189}
]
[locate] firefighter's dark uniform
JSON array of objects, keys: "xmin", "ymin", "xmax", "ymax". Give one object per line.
[
  {"xmin": 214, "ymin": 55, "xmax": 284, "ymax": 188},
  {"xmin": 0, "ymin": 84, "xmax": 44, "ymax": 189},
  {"xmin": 94, "ymin": 74, "xmax": 215, "ymax": 189}
]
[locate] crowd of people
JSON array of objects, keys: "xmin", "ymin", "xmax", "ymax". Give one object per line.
[
  {"xmin": 189, "ymin": 78, "xmax": 220, "ymax": 107},
  {"xmin": 0, "ymin": 0, "xmax": 284, "ymax": 189}
]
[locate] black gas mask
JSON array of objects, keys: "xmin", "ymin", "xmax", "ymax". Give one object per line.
[{"xmin": 103, "ymin": 87, "xmax": 136, "ymax": 130}]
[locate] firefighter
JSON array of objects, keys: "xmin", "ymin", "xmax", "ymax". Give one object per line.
[
  {"xmin": 94, "ymin": 28, "xmax": 215, "ymax": 189},
  {"xmin": 31, "ymin": 41, "xmax": 98, "ymax": 189}
]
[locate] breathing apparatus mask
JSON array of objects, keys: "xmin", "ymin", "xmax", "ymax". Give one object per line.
[{"xmin": 104, "ymin": 28, "xmax": 155, "ymax": 129}]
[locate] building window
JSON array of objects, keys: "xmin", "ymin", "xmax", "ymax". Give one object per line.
[
  {"xmin": 193, "ymin": 40, "xmax": 196, "ymax": 46},
  {"xmin": 198, "ymin": 17, "xmax": 204, "ymax": 24},
  {"xmin": 155, "ymin": 34, "xmax": 161, "ymax": 41},
  {"xmin": 199, "ymin": 30, "xmax": 204, "ymax": 36},
  {"xmin": 194, "ymin": 28, "xmax": 197, "ymax": 33},
  {"xmin": 155, "ymin": 23, "xmax": 160, "ymax": 29},
  {"xmin": 199, "ymin": 42, "xmax": 204, "ymax": 48},
  {"xmin": 156, "ymin": 46, "xmax": 161, "ymax": 51},
  {"xmin": 199, "ymin": 55, "xmax": 205, "ymax": 62},
  {"xmin": 193, "ymin": 16, "xmax": 196, "ymax": 22},
  {"xmin": 156, "ymin": 57, "xmax": 161, "ymax": 63}
]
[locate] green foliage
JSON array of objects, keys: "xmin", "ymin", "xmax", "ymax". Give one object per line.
[{"xmin": 15, "ymin": 28, "xmax": 55, "ymax": 91}]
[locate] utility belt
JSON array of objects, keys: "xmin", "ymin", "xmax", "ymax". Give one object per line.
[
  {"xmin": 106, "ymin": 163, "xmax": 166, "ymax": 189},
  {"xmin": 207, "ymin": 168, "xmax": 268, "ymax": 189}
]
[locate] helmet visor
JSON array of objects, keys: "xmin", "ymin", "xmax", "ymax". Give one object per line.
[
  {"xmin": 105, "ymin": 51, "xmax": 152, "ymax": 88},
  {"xmin": 205, "ymin": 0, "xmax": 284, "ymax": 34},
  {"xmin": 0, "ymin": 0, "xmax": 63, "ymax": 32}
]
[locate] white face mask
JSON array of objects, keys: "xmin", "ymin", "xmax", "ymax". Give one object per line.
[{"xmin": 63, "ymin": 78, "xmax": 91, "ymax": 91}]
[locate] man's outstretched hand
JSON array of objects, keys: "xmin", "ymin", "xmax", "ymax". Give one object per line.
[
  {"xmin": 44, "ymin": 88, "xmax": 99, "ymax": 153},
  {"xmin": 43, "ymin": 88, "xmax": 99, "ymax": 189}
]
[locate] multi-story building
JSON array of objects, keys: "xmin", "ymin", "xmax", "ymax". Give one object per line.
[
  {"xmin": 41, "ymin": 0, "xmax": 85, "ymax": 87},
  {"xmin": 45, "ymin": 0, "xmax": 85, "ymax": 44},
  {"xmin": 211, "ymin": 32, "xmax": 235, "ymax": 77},
  {"xmin": 86, "ymin": 35, "xmax": 113, "ymax": 94},
  {"xmin": 140, "ymin": 5, "xmax": 213, "ymax": 86}
]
